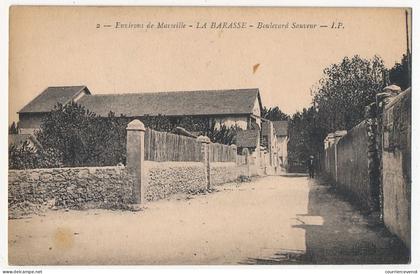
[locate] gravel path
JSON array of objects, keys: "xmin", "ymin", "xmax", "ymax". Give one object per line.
[{"xmin": 8, "ymin": 175, "xmax": 409, "ymax": 265}]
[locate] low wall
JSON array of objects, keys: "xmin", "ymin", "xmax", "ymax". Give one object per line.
[
  {"xmin": 381, "ymin": 89, "xmax": 411, "ymax": 248},
  {"xmin": 8, "ymin": 166, "xmax": 134, "ymax": 209},
  {"xmin": 9, "ymin": 161, "xmax": 252, "ymax": 214},
  {"xmin": 144, "ymin": 161, "xmax": 207, "ymax": 201},
  {"xmin": 210, "ymin": 162, "xmax": 247, "ymax": 186},
  {"xmin": 335, "ymin": 121, "xmax": 372, "ymax": 209}
]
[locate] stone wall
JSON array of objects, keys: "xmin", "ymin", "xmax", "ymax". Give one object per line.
[
  {"xmin": 144, "ymin": 161, "xmax": 207, "ymax": 201},
  {"xmin": 335, "ymin": 121, "xmax": 372, "ymax": 208},
  {"xmin": 8, "ymin": 166, "xmax": 135, "ymax": 209},
  {"xmin": 381, "ymin": 89, "xmax": 411, "ymax": 249},
  {"xmin": 324, "ymin": 145, "xmax": 336, "ymax": 180},
  {"xmin": 210, "ymin": 162, "xmax": 242, "ymax": 186}
]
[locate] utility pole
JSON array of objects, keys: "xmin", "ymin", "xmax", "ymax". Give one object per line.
[{"xmin": 405, "ymin": 9, "xmax": 411, "ymax": 85}]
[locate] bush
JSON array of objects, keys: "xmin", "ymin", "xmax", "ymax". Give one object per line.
[{"xmin": 9, "ymin": 143, "xmax": 63, "ymax": 170}]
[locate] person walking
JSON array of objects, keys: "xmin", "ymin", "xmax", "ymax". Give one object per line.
[{"xmin": 307, "ymin": 155, "xmax": 315, "ymax": 178}]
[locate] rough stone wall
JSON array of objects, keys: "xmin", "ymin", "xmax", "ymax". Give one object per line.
[
  {"xmin": 144, "ymin": 161, "xmax": 207, "ymax": 201},
  {"xmin": 324, "ymin": 145, "xmax": 336, "ymax": 180},
  {"xmin": 210, "ymin": 162, "xmax": 244, "ymax": 186},
  {"xmin": 381, "ymin": 89, "xmax": 411, "ymax": 248},
  {"xmin": 335, "ymin": 121, "xmax": 372, "ymax": 208},
  {"xmin": 8, "ymin": 166, "xmax": 134, "ymax": 209}
]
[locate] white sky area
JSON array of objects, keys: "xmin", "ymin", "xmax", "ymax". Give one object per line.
[{"xmin": 9, "ymin": 7, "xmax": 410, "ymax": 124}]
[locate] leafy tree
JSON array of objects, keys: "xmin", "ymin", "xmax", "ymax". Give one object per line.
[
  {"xmin": 261, "ymin": 106, "xmax": 289, "ymax": 121},
  {"xmin": 313, "ymin": 55, "xmax": 389, "ymax": 132},
  {"xmin": 9, "ymin": 142, "xmax": 39, "ymax": 169},
  {"xmin": 9, "ymin": 122, "xmax": 18, "ymax": 134},
  {"xmin": 288, "ymin": 107, "xmax": 326, "ymax": 166},
  {"xmin": 389, "ymin": 53, "xmax": 411, "ymax": 90},
  {"xmin": 288, "ymin": 55, "xmax": 390, "ymax": 167},
  {"xmin": 35, "ymin": 102, "xmax": 128, "ymax": 167},
  {"xmin": 9, "ymin": 141, "xmax": 63, "ymax": 170},
  {"xmin": 208, "ymin": 124, "xmax": 241, "ymax": 145}
]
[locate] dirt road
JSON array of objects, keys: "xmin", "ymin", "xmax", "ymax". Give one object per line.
[{"xmin": 8, "ymin": 175, "xmax": 409, "ymax": 265}]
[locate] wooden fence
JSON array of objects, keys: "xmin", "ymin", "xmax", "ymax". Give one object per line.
[
  {"xmin": 209, "ymin": 143, "xmax": 237, "ymax": 163},
  {"xmin": 144, "ymin": 128, "xmax": 202, "ymax": 162},
  {"xmin": 144, "ymin": 128, "xmax": 237, "ymax": 163}
]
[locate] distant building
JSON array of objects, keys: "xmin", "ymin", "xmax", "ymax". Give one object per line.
[
  {"xmin": 272, "ymin": 121, "xmax": 289, "ymax": 167},
  {"xmin": 17, "ymin": 86, "xmax": 263, "ymax": 134}
]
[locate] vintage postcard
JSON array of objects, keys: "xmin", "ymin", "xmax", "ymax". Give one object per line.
[{"xmin": 5, "ymin": 5, "xmax": 413, "ymax": 269}]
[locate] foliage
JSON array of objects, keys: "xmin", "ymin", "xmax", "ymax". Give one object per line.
[
  {"xmin": 261, "ymin": 106, "xmax": 289, "ymax": 121},
  {"xmin": 287, "ymin": 107, "xmax": 327, "ymax": 165},
  {"xmin": 9, "ymin": 143, "xmax": 63, "ymax": 170},
  {"xmin": 207, "ymin": 124, "xmax": 241, "ymax": 145},
  {"xmin": 389, "ymin": 53, "xmax": 411, "ymax": 90},
  {"xmin": 9, "ymin": 143, "xmax": 39, "ymax": 169},
  {"xmin": 9, "ymin": 122, "xmax": 18, "ymax": 134},
  {"xmin": 313, "ymin": 55, "xmax": 389, "ymax": 133},
  {"xmin": 288, "ymin": 55, "xmax": 390, "ymax": 166},
  {"xmin": 35, "ymin": 103, "xmax": 128, "ymax": 167},
  {"xmin": 140, "ymin": 114, "xmax": 240, "ymax": 145}
]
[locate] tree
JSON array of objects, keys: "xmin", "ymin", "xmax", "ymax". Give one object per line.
[
  {"xmin": 288, "ymin": 107, "xmax": 326, "ymax": 166},
  {"xmin": 9, "ymin": 122, "xmax": 18, "ymax": 134},
  {"xmin": 261, "ymin": 106, "xmax": 289, "ymax": 121},
  {"xmin": 313, "ymin": 55, "xmax": 389, "ymax": 132},
  {"xmin": 389, "ymin": 53, "xmax": 411, "ymax": 90},
  {"xmin": 287, "ymin": 55, "xmax": 390, "ymax": 167},
  {"xmin": 35, "ymin": 102, "xmax": 129, "ymax": 167}
]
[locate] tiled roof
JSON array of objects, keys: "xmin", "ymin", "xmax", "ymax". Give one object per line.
[
  {"xmin": 234, "ymin": 130, "xmax": 259, "ymax": 148},
  {"xmin": 77, "ymin": 88, "xmax": 261, "ymax": 117},
  {"xmin": 19, "ymin": 86, "xmax": 89, "ymax": 113},
  {"xmin": 272, "ymin": 121, "xmax": 288, "ymax": 136}
]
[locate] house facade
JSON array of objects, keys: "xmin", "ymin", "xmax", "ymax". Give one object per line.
[
  {"xmin": 18, "ymin": 86, "xmax": 263, "ymax": 134},
  {"xmin": 272, "ymin": 121, "xmax": 289, "ymax": 168}
]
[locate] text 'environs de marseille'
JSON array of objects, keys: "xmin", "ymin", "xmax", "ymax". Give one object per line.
[{"xmin": 111, "ymin": 21, "xmax": 333, "ymax": 30}]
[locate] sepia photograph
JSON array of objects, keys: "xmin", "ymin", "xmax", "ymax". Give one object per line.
[{"xmin": 2, "ymin": 3, "xmax": 415, "ymax": 271}]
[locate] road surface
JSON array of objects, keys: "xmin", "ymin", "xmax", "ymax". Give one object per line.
[{"xmin": 8, "ymin": 175, "xmax": 409, "ymax": 265}]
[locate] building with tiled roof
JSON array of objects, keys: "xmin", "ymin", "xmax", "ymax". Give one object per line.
[{"xmin": 17, "ymin": 86, "xmax": 263, "ymax": 135}]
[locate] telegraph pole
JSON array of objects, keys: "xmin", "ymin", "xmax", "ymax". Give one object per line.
[{"xmin": 405, "ymin": 9, "xmax": 411, "ymax": 85}]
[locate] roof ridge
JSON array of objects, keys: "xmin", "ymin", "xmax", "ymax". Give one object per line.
[
  {"xmin": 90, "ymin": 88, "xmax": 259, "ymax": 96},
  {"xmin": 47, "ymin": 85, "xmax": 86, "ymax": 88}
]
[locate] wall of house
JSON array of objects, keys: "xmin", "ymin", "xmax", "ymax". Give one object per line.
[
  {"xmin": 381, "ymin": 89, "xmax": 411, "ymax": 249},
  {"xmin": 8, "ymin": 166, "xmax": 135, "ymax": 210},
  {"xmin": 213, "ymin": 116, "xmax": 248, "ymax": 130},
  {"xmin": 276, "ymin": 136, "xmax": 288, "ymax": 167},
  {"xmin": 252, "ymin": 98, "xmax": 261, "ymax": 128},
  {"xmin": 18, "ymin": 113, "xmax": 46, "ymax": 134}
]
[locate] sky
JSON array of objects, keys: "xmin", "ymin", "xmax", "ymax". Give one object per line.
[{"xmin": 9, "ymin": 6, "xmax": 410, "ymax": 124}]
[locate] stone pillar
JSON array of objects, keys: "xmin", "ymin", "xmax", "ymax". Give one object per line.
[
  {"xmin": 230, "ymin": 144, "xmax": 237, "ymax": 163},
  {"xmin": 126, "ymin": 119, "xmax": 146, "ymax": 204},
  {"xmin": 375, "ymin": 85, "xmax": 400, "ymax": 222},
  {"xmin": 243, "ymin": 148, "xmax": 250, "ymax": 177},
  {"xmin": 197, "ymin": 136, "xmax": 211, "ymax": 190}
]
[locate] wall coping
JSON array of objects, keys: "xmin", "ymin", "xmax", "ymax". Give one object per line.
[
  {"xmin": 9, "ymin": 165, "xmax": 126, "ymax": 173},
  {"xmin": 384, "ymin": 88, "xmax": 411, "ymax": 111}
]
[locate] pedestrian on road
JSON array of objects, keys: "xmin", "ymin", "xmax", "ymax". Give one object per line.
[{"xmin": 307, "ymin": 155, "xmax": 315, "ymax": 178}]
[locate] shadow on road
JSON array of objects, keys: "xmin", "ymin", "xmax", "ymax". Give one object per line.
[{"xmin": 241, "ymin": 177, "xmax": 410, "ymax": 265}]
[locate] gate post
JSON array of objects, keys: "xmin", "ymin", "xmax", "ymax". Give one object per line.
[
  {"xmin": 197, "ymin": 136, "xmax": 211, "ymax": 190},
  {"xmin": 126, "ymin": 119, "xmax": 146, "ymax": 204},
  {"xmin": 243, "ymin": 148, "xmax": 250, "ymax": 177}
]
